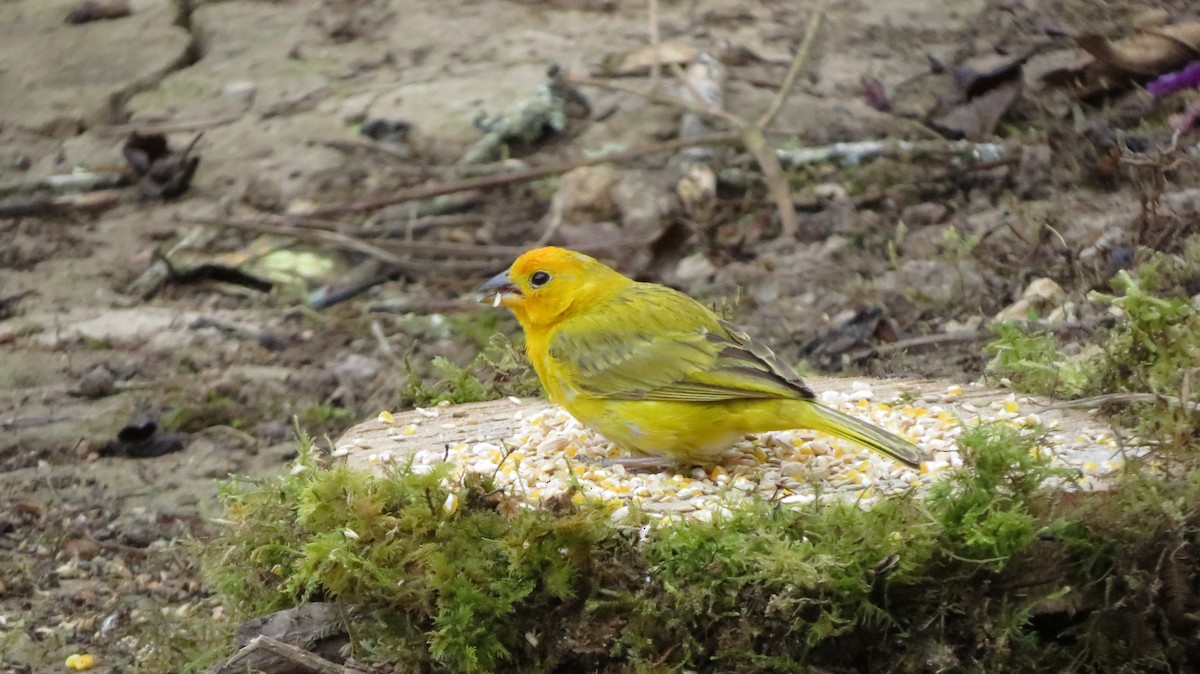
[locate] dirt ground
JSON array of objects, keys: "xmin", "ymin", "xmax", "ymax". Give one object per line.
[{"xmin": 2, "ymin": 0, "xmax": 1199, "ymax": 671}]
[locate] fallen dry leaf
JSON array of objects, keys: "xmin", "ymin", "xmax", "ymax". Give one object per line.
[
  {"xmin": 1039, "ymin": 21, "xmax": 1200, "ymax": 99},
  {"xmin": 929, "ymin": 78, "xmax": 1022, "ymax": 140},
  {"xmin": 597, "ymin": 42, "xmax": 698, "ymax": 77},
  {"xmin": 1076, "ymin": 24, "xmax": 1200, "ymax": 76}
]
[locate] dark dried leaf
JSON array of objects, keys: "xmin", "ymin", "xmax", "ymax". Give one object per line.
[
  {"xmin": 65, "ymin": 0, "xmax": 130, "ymax": 24},
  {"xmin": 929, "ymin": 78, "xmax": 1022, "ymax": 140},
  {"xmin": 861, "ymin": 75, "xmax": 891, "ymax": 111},
  {"xmin": 104, "ymin": 415, "xmax": 184, "ymax": 458},
  {"xmin": 122, "ymin": 132, "xmax": 201, "ymax": 200},
  {"xmin": 950, "ymin": 52, "xmax": 1029, "ymax": 98}
]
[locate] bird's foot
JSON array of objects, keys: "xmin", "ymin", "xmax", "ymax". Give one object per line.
[{"xmin": 597, "ymin": 456, "xmax": 679, "ymax": 473}]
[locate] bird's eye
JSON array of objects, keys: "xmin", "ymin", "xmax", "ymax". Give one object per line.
[{"xmin": 530, "ymin": 270, "xmax": 551, "ymax": 288}]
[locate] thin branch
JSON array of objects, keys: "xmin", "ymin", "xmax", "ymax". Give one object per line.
[
  {"xmin": 1041, "ymin": 393, "xmax": 1200, "ymax": 413},
  {"xmin": 187, "ymin": 215, "xmax": 668, "ymax": 272},
  {"xmin": 184, "ymin": 216, "xmax": 494, "ymax": 272},
  {"xmin": 218, "ymin": 635, "xmax": 345, "ymax": 674},
  {"xmin": 756, "ymin": 0, "xmax": 826, "ymax": 131},
  {"xmin": 311, "ymin": 130, "xmax": 738, "ymax": 217},
  {"xmin": 648, "ymin": 0, "xmax": 661, "ymax": 93},
  {"xmin": 775, "ymin": 139, "xmax": 1008, "ymax": 168},
  {"xmin": 94, "ymin": 115, "xmax": 242, "ymax": 138},
  {"xmin": 847, "ymin": 319, "xmax": 1101, "ymax": 363},
  {"xmin": 566, "ymin": 73, "xmax": 743, "ymax": 127},
  {"xmin": 570, "ymin": 1, "xmax": 825, "ymax": 239},
  {"xmin": 0, "ymin": 172, "xmax": 127, "ymax": 198},
  {"xmin": 0, "ymin": 189, "xmax": 124, "ymax": 218}
]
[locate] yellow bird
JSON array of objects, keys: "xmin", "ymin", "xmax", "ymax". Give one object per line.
[{"xmin": 480, "ymin": 247, "xmax": 924, "ymax": 468}]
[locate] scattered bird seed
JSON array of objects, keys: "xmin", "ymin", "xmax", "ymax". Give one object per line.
[{"xmin": 365, "ymin": 385, "xmax": 1142, "ymax": 524}]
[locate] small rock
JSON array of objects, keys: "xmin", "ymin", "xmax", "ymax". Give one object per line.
[
  {"xmin": 747, "ymin": 277, "xmax": 780, "ymax": 304},
  {"xmin": 812, "ymin": 183, "xmax": 849, "ymax": 202},
  {"xmin": 943, "ymin": 315, "xmax": 984, "ymax": 333},
  {"xmin": 1161, "ymin": 188, "xmax": 1200, "ymax": 215},
  {"xmin": 119, "ymin": 524, "xmax": 159, "ymax": 548},
  {"xmin": 360, "ymin": 118, "xmax": 412, "ymax": 143},
  {"xmin": 241, "ymin": 175, "xmax": 283, "ymax": 212},
  {"xmin": 879, "ymin": 259, "xmax": 992, "ymax": 310},
  {"xmin": 1014, "ymin": 145, "xmax": 1052, "ymax": 198},
  {"xmin": 899, "ymin": 202, "xmax": 948, "ymax": 227},
  {"xmin": 222, "ymin": 80, "xmax": 257, "ymax": 111},
  {"xmin": 77, "ymin": 365, "xmax": 115, "ymax": 399},
  {"xmin": 340, "ymin": 93, "xmax": 376, "ymax": 125},
  {"xmin": 553, "ymin": 165, "xmax": 619, "ymax": 222},
  {"xmin": 1045, "ymin": 301, "xmax": 1078, "ymax": 324},
  {"xmin": 332, "ymin": 354, "xmax": 382, "ymax": 388},
  {"xmin": 62, "ymin": 537, "xmax": 103, "ymax": 561},
  {"xmin": 993, "ymin": 277, "xmax": 1065, "ymax": 323},
  {"xmin": 675, "ymin": 162, "xmax": 717, "ymax": 215},
  {"xmin": 667, "ymin": 252, "xmax": 717, "ymax": 288}
]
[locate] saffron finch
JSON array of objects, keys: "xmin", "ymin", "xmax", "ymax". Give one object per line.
[{"xmin": 480, "ymin": 247, "xmax": 924, "ymax": 468}]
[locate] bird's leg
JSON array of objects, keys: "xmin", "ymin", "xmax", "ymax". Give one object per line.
[{"xmin": 597, "ymin": 456, "xmax": 680, "ymax": 472}]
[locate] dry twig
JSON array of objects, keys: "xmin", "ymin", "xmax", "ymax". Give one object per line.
[
  {"xmin": 0, "ymin": 189, "xmax": 123, "ymax": 218},
  {"xmin": 0, "ymin": 172, "xmax": 127, "ymax": 198},
  {"xmin": 311, "ymin": 130, "xmax": 738, "ymax": 217},
  {"xmin": 648, "ymin": 0, "xmax": 661, "ymax": 93},
  {"xmin": 94, "ymin": 115, "xmax": 242, "ymax": 138},
  {"xmin": 1042, "ymin": 393, "xmax": 1200, "ymax": 414},
  {"xmin": 568, "ymin": 1, "xmax": 826, "ymax": 237},
  {"xmin": 846, "ymin": 319, "xmax": 1100, "ymax": 364},
  {"xmin": 187, "ymin": 214, "xmax": 667, "ymax": 276},
  {"xmin": 215, "ymin": 635, "xmax": 345, "ymax": 674}
]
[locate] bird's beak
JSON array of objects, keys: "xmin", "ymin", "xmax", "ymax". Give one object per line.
[{"xmin": 478, "ymin": 269, "xmax": 522, "ymax": 308}]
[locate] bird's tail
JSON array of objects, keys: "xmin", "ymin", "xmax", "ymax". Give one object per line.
[{"xmin": 799, "ymin": 402, "xmax": 925, "ymax": 469}]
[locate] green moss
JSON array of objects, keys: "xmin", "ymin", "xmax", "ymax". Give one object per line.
[
  {"xmin": 298, "ymin": 402, "xmax": 353, "ymax": 428},
  {"xmin": 401, "ymin": 332, "xmax": 540, "ymax": 407},
  {"xmin": 985, "ymin": 247, "xmax": 1200, "ymax": 446},
  {"xmin": 191, "ymin": 415, "xmax": 1200, "ymax": 673},
  {"xmin": 163, "ymin": 389, "xmax": 252, "ymax": 432}
]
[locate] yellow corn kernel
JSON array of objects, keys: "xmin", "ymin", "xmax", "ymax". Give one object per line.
[{"xmin": 65, "ymin": 654, "xmax": 95, "ymax": 671}]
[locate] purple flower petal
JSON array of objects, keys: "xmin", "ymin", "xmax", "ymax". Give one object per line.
[{"xmin": 1147, "ymin": 60, "xmax": 1200, "ymax": 99}]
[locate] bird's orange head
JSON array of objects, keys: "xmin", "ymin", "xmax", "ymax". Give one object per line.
[{"xmin": 479, "ymin": 247, "xmax": 632, "ymax": 328}]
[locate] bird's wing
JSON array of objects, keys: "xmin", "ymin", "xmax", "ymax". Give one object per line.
[{"xmin": 548, "ymin": 285, "xmax": 814, "ymax": 402}]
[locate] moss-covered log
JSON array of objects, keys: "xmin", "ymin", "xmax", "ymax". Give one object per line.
[{"xmin": 202, "ymin": 397, "xmax": 1200, "ymax": 673}]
